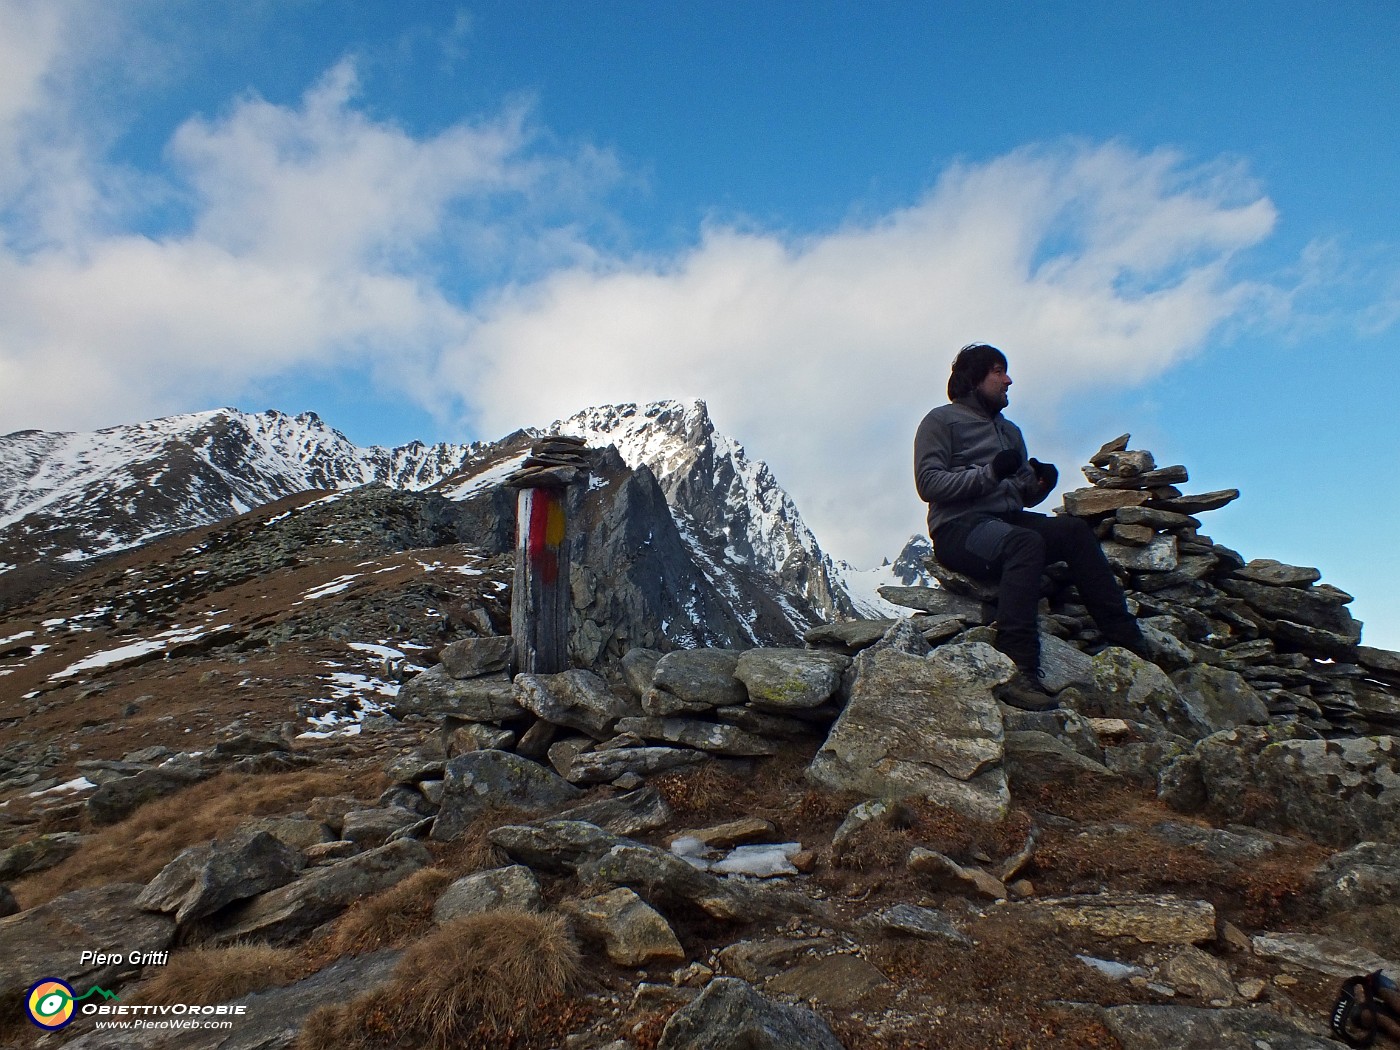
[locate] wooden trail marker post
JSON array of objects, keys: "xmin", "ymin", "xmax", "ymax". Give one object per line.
[{"xmin": 506, "ymin": 436, "xmax": 592, "ymax": 675}]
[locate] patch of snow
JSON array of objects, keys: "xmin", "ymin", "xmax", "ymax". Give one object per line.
[
  {"xmin": 297, "ymin": 667, "xmax": 399, "ymax": 738},
  {"xmin": 298, "ymin": 574, "xmax": 361, "ymax": 602},
  {"xmin": 668, "ymin": 838, "xmax": 803, "ymax": 879},
  {"xmin": 27, "ymin": 776, "xmax": 96, "ymax": 797},
  {"xmin": 1076, "ymin": 955, "xmax": 1149, "ymax": 981},
  {"xmin": 669, "ymin": 836, "xmax": 715, "ymax": 870},
  {"xmin": 299, "ymin": 723, "xmax": 362, "ymax": 740},
  {"xmin": 712, "ymin": 842, "xmax": 803, "ymax": 878},
  {"xmin": 0, "ymin": 630, "xmax": 35, "ymax": 646},
  {"xmin": 49, "ymin": 624, "xmax": 217, "ymax": 679},
  {"xmin": 347, "ymin": 642, "xmax": 407, "ymax": 660},
  {"xmin": 0, "ymin": 562, "xmax": 14, "ymax": 574},
  {"xmin": 52, "ymin": 639, "xmax": 169, "ymax": 678},
  {"xmin": 833, "ymin": 561, "xmax": 910, "ymax": 619},
  {"xmin": 439, "ymin": 452, "xmax": 529, "ymax": 500}
]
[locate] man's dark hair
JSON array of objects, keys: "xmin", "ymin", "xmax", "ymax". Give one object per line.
[{"xmin": 947, "ymin": 343, "xmax": 1008, "ymax": 401}]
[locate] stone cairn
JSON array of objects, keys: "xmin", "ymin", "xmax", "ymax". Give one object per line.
[{"xmin": 905, "ymin": 434, "xmax": 1399, "ymax": 737}]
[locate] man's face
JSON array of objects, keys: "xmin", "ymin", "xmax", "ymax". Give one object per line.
[{"xmin": 977, "ymin": 361, "xmax": 1012, "ymax": 409}]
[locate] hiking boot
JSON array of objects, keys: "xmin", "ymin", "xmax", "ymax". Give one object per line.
[{"xmin": 995, "ymin": 670, "xmax": 1058, "ymax": 712}]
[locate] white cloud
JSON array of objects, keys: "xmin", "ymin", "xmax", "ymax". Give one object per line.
[
  {"xmin": 0, "ymin": 46, "xmax": 616, "ymax": 433},
  {"xmin": 447, "ymin": 142, "xmax": 1277, "ymax": 565},
  {"xmin": 0, "ymin": 8, "xmax": 1283, "ymax": 571}
]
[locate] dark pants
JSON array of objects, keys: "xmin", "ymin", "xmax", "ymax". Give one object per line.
[{"xmin": 933, "ymin": 511, "xmax": 1139, "ymax": 674}]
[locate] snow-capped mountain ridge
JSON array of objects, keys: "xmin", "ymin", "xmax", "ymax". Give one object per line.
[
  {"xmin": 1, "ymin": 402, "xmax": 919, "ymax": 627},
  {"xmin": 0, "ymin": 409, "xmax": 484, "ymax": 566}
]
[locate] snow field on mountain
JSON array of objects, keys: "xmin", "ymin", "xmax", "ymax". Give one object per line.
[{"xmin": 296, "ymin": 640, "xmax": 435, "ymax": 739}]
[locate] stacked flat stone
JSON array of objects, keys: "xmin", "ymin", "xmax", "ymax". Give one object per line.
[
  {"xmin": 1051, "ymin": 434, "xmax": 1396, "ymax": 735},
  {"xmin": 505, "ymin": 434, "xmax": 593, "ymax": 488}
]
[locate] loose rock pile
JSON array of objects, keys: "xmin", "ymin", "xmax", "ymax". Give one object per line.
[{"xmin": 889, "ymin": 434, "xmax": 1398, "ymax": 739}]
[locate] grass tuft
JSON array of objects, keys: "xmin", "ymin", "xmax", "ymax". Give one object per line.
[
  {"xmin": 326, "ymin": 866, "xmax": 455, "ymax": 955},
  {"xmin": 297, "ymin": 909, "xmax": 581, "ymax": 1050},
  {"xmin": 128, "ymin": 946, "xmax": 304, "ymax": 1006}
]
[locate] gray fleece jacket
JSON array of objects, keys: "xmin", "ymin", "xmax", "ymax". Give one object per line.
[{"xmin": 914, "ymin": 396, "xmax": 1046, "ymax": 535}]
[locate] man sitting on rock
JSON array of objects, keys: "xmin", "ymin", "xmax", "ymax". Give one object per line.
[{"xmin": 915, "ymin": 343, "xmax": 1150, "ymax": 710}]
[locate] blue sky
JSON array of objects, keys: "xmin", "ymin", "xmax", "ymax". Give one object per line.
[{"xmin": 2, "ymin": 1, "xmax": 1398, "ymax": 648}]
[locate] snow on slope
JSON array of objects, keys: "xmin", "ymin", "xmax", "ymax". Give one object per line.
[{"xmin": 0, "ymin": 409, "xmax": 484, "ymax": 564}]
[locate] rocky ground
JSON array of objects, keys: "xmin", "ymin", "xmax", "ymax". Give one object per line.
[{"xmin": 1, "ymin": 448, "xmax": 1399, "ymax": 1049}]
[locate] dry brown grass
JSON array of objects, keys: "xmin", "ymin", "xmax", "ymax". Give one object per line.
[
  {"xmin": 14, "ymin": 768, "xmax": 380, "ymax": 907},
  {"xmin": 426, "ymin": 804, "xmax": 531, "ymax": 877},
  {"xmin": 653, "ymin": 763, "xmax": 748, "ymax": 821},
  {"xmin": 128, "ymin": 945, "xmax": 304, "ymax": 1006},
  {"xmin": 1033, "ymin": 821, "xmax": 1324, "ymax": 929},
  {"xmin": 832, "ymin": 799, "xmax": 1035, "ymax": 873},
  {"xmin": 324, "ymin": 866, "xmax": 455, "ymax": 956},
  {"xmin": 854, "ymin": 910, "xmax": 1136, "ymax": 1049},
  {"xmin": 297, "ymin": 909, "xmax": 581, "ymax": 1050}
]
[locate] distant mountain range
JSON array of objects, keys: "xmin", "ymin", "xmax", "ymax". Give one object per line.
[{"xmin": 0, "ymin": 401, "xmax": 926, "ymax": 642}]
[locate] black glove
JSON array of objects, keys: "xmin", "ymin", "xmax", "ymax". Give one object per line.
[
  {"xmin": 991, "ymin": 448, "xmax": 1022, "ymax": 480},
  {"xmin": 1029, "ymin": 458, "xmax": 1058, "ymax": 490}
]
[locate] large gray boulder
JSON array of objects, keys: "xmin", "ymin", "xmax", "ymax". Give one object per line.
[
  {"xmin": 807, "ymin": 641, "xmax": 1013, "ymax": 823},
  {"xmin": 559, "ymin": 745, "xmax": 709, "ymax": 784},
  {"xmin": 390, "ymin": 665, "xmax": 521, "ymax": 721},
  {"xmin": 1194, "ymin": 727, "xmax": 1400, "ymax": 847},
  {"xmin": 733, "ymin": 648, "xmax": 850, "ymax": 710},
  {"xmin": 1038, "ymin": 633, "xmax": 1095, "ymax": 693},
  {"xmin": 433, "ymin": 865, "xmax": 543, "ymax": 922},
  {"xmin": 487, "ymin": 819, "xmax": 623, "ymax": 874},
  {"xmin": 0, "ymin": 884, "xmax": 175, "ymax": 1004},
  {"xmin": 86, "ymin": 766, "xmax": 207, "ymax": 825},
  {"xmin": 211, "ymin": 839, "xmax": 432, "ymax": 945},
  {"xmin": 1316, "ymin": 841, "xmax": 1400, "ymax": 909},
  {"xmin": 1003, "ymin": 730, "xmax": 1119, "ymax": 797},
  {"xmin": 615, "ymin": 716, "xmax": 776, "ymax": 756},
  {"xmin": 561, "ymin": 887, "xmax": 686, "ymax": 967},
  {"xmin": 488, "ymin": 820, "xmax": 754, "ymax": 921},
  {"xmin": 515, "ymin": 669, "xmax": 640, "ymax": 738},
  {"xmin": 1217, "ymin": 577, "xmax": 1361, "ymax": 642},
  {"xmin": 136, "ymin": 828, "xmax": 306, "ymax": 925},
  {"xmin": 341, "ymin": 806, "xmax": 424, "ymax": 847},
  {"xmin": 430, "ymin": 749, "xmax": 582, "ymax": 842},
  {"xmin": 575, "ymin": 842, "xmax": 756, "ymax": 921},
  {"xmin": 1094, "ymin": 1003, "xmax": 1337, "ymax": 1049},
  {"xmin": 0, "ymin": 832, "xmax": 82, "ymax": 880},
  {"xmin": 439, "ymin": 636, "xmax": 514, "ymax": 679},
  {"xmin": 552, "ymin": 786, "xmax": 674, "ymax": 836},
  {"xmin": 1089, "ymin": 649, "xmax": 1213, "ymax": 741},
  {"xmin": 1169, "ymin": 664, "xmax": 1269, "ymax": 732},
  {"xmin": 620, "ymin": 646, "xmax": 665, "ymax": 698},
  {"xmin": 647, "ymin": 649, "xmax": 746, "ymax": 713},
  {"xmin": 656, "ymin": 976, "xmax": 845, "ymax": 1050}
]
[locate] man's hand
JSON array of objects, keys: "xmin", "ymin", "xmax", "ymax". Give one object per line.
[
  {"xmin": 991, "ymin": 449, "xmax": 1022, "ymax": 480},
  {"xmin": 1029, "ymin": 458, "xmax": 1058, "ymax": 494}
]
